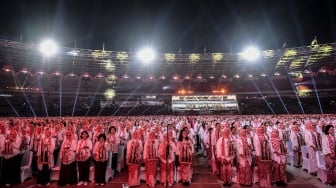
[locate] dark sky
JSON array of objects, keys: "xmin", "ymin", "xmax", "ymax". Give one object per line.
[{"xmin": 0, "ymin": 0, "xmax": 335, "ymax": 53}]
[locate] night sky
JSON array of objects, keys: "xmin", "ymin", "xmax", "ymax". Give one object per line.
[{"xmin": 0, "ymin": 0, "xmax": 335, "ymax": 53}]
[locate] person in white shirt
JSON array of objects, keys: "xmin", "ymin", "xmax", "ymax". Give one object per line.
[
  {"xmin": 93, "ymin": 133, "xmax": 110, "ymax": 185},
  {"xmin": 199, "ymin": 121, "xmax": 207, "ymax": 156},
  {"xmin": 177, "ymin": 129, "xmax": 194, "ymax": 186},
  {"xmin": 30, "ymin": 126, "xmax": 43, "ymax": 174},
  {"xmin": 76, "ymin": 131, "xmax": 92, "ymax": 186},
  {"xmin": 211, "ymin": 122, "xmax": 222, "ymax": 175},
  {"xmin": 126, "ymin": 131, "xmax": 143, "ymax": 187},
  {"xmin": 236, "ymin": 128, "xmax": 253, "ymax": 186},
  {"xmin": 290, "ymin": 123, "xmax": 305, "ymax": 167},
  {"xmin": 19, "ymin": 128, "xmax": 30, "ymax": 154},
  {"xmin": 204, "ymin": 127, "xmax": 216, "ymax": 171},
  {"xmin": 143, "ymin": 131, "xmax": 159, "ymax": 187},
  {"xmin": 58, "ymin": 131, "xmax": 78, "ymax": 186},
  {"xmin": 0, "ymin": 129, "xmax": 21, "ymax": 186},
  {"xmin": 216, "ymin": 128, "xmax": 235, "ymax": 186},
  {"xmin": 304, "ymin": 122, "xmax": 321, "ymax": 175},
  {"xmin": 153, "ymin": 125, "xmax": 163, "ymax": 141},
  {"xmin": 107, "ymin": 126, "xmax": 119, "ymax": 174},
  {"xmin": 270, "ymin": 129, "xmax": 287, "ymax": 186},
  {"xmin": 92, "ymin": 125, "xmax": 104, "ymax": 145},
  {"xmin": 158, "ymin": 133, "xmax": 177, "ymax": 187},
  {"xmin": 321, "ymin": 125, "xmax": 336, "ymax": 185},
  {"xmin": 36, "ymin": 129, "xmax": 55, "ymax": 186},
  {"xmin": 253, "ymin": 126, "xmax": 272, "ymax": 187},
  {"xmin": 118, "ymin": 124, "xmax": 129, "ymax": 169},
  {"xmin": 52, "ymin": 124, "xmax": 64, "ymax": 166}
]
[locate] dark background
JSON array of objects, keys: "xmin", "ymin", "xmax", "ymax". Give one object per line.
[{"xmin": 0, "ymin": 0, "xmax": 335, "ymax": 52}]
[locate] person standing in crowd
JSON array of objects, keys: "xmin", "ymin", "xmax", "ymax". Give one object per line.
[
  {"xmin": 126, "ymin": 131, "xmax": 143, "ymax": 187},
  {"xmin": 30, "ymin": 126, "xmax": 43, "ymax": 175},
  {"xmin": 204, "ymin": 127, "xmax": 214, "ymax": 168},
  {"xmin": 76, "ymin": 131, "xmax": 92, "ymax": 186},
  {"xmin": 52, "ymin": 124, "xmax": 63, "ymax": 166},
  {"xmin": 118, "ymin": 124, "xmax": 129, "ymax": 169},
  {"xmin": 253, "ymin": 126, "xmax": 272, "ymax": 187},
  {"xmin": 271, "ymin": 129, "xmax": 287, "ymax": 186},
  {"xmin": 118, "ymin": 123, "xmax": 129, "ymax": 144},
  {"xmin": 81, "ymin": 122, "xmax": 93, "ymax": 139},
  {"xmin": 290, "ymin": 123, "xmax": 305, "ymax": 167},
  {"xmin": 212, "ymin": 122, "xmax": 222, "ymax": 175},
  {"xmin": 167, "ymin": 124, "xmax": 177, "ymax": 142},
  {"xmin": 138, "ymin": 128, "xmax": 146, "ymax": 148},
  {"xmin": 107, "ymin": 126, "xmax": 119, "ymax": 175},
  {"xmin": 0, "ymin": 129, "xmax": 21, "ymax": 186},
  {"xmin": 236, "ymin": 128, "xmax": 253, "ymax": 186},
  {"xmin": 193, "ymin": 120, "xmax": 203, "ymax": 151},
  {"xmin": 93, "ymin": 125, "xmax": 104, "ymax": 145},
  {"xmin": 159, "ymin": 133, "xmax": 177, "ymax": 187},
  {"xmin": 199, "ymin": 121, "xmax": 208, "ymax": 157},
  {"xmin": 36, "ymin": 129, "xmax": 55, "ymax": 186},
  {"xmin": 58, "ymin": 131, "xmax": 78, "ymax": 186},
  {"xmin": 143, "ymin": 131, "xmax": 159, "ymax": 187},
  {"xmin": 304, "ymin": 122, "xmax": 321, "ymax": 175},
  {"xmin": 153, "ymin": 125, "xmax": 163, "ymax": 141},
  {"xmin": 177, "ymin": 129, "xmax": 194, "ymax": 186},
  {"xmin": 19, "ymin": 127, "xmax": 30, "ymax": 155},
  {"xmin": 0, "ymin": 123, "xmax": 5, "ymax": 181},
  {"xmin": 216, "ymin": 128, "xmax": 236, "ymax": 186},
  {"xmin": 93, "ymin": 133, "xmax": 109, "ymax": 185},
  {"xmin": 321, "ymin": 124, "xmax": 336, "ymax": 185}
]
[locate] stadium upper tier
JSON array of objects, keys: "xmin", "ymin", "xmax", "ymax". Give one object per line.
[{"xmin": 0, "ymin": 39, "xmax": 336, "ymax": 95}]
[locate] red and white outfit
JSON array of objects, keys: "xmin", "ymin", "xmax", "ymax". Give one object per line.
[
  {"xmin": 322, "ymin": 133, "xmax": 336, "ymax": 184},
  {"xmin": 107, "ymin": 132, "xmax": 119, "ymax": 172},
  {"xmin": 236, "ymin": 134, "xmax": 253, "ymax": 186},
  {"xmin": 0, "ymin": 131, "xmax": 21, "ymax": 185},
  {"xmin": 271, "ymin": 130, "xmax": 287, "ymax": 184},
  {"xmin": 158, "ymin": 139, "xmax": 177, "ymax": 186},
  {"xmin": 211, "ymin": 128, "xmax": 222, "ymax": 174},
  {"xmin": 117, "ymin": 128, "xmax": 129, "ymax": 146},
  {"xmin": 30, "ymin": 128, "xmax": 43, "ymax": 173},
  {"xmin": 58, "ymin": 136, "xmax": 77, "ymax": 186},
  {"xmin": 204, "ymin": 129, "xmax": 216, "ymax": 170},
  {"xmin": 19, "ymin": 130, "xmax": 30, "ymax": 154},
  {"xmin": 37, "ymin": 135, "xmax": 55, "ymax": 170},
  {"xmin": 76, "ymin": 138, "xmax": 92, "ymax": 184},
  {"xmin": 216, "ymin": 135, "xmax": 235, "ymax": 185},
  {"xmin": 290, "ymin": 129, "xmax": 305, "ymax": 167},
  {"xmin": 36, "ymin": 135, "xmax": 55, "ymax": 185},
  {"xmin": 253, "ymin": 129, "xmax": 272, "ymax": 187},
  {"xmin": 143, "ymin": 138, "xmax": 159, "ymax": 187},
  {"xmin": 305, "ymin": 130, "xmax": 321, "ymax": 173},
  {"xmin": 93, "ymin": 139, "xmax": 109, "ymax": 184},
  {"xmin": 177, "ymin": 139, "xmax": 194, "ymax": 183},
  {"xmin": 126, "ymin": 137, "xmax": 143, "ymax": 187}
]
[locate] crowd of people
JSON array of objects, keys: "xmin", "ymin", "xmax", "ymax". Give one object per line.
[{"xmin": 0, "ymin": 115, "xmax": 336, "ymax": 187}]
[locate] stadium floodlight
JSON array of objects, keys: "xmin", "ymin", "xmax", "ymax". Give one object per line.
[
  {"xmin": 39, "ymin": 39, "xmax": 58, "ymax": 57},
  {"xmin": 242, "ymin": 46, "xmax": 261, "ymax": 61},
  {"xmin": 137, "ymin": 47, "xmax": 155, "ymax": 63}
]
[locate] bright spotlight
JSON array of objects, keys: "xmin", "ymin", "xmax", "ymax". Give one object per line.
[
  {"xmin": 242, "ymin": 46, "xmax": 261, "ymax": 61},
  {"xmin": 104, "ymin": 89, "xmax": 116, "ymax": 99},
  {"xmin": 137, "ymin": 47, "xmax": 155, "ymax": 63},
  {"xmin": 39, "ymin": 39, "xmax": 58, "ymax": 57}
]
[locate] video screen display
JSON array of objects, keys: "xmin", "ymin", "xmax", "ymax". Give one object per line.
[{"xmin": 171, "ymin": 95, "xmax": 239, "ymax": 111}]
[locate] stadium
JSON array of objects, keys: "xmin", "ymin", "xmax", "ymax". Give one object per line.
[
  {"xmin": 1, "ymin": 1, "xmax": 336, "ymax": 188},
  {"xmin": 0, "ymin": 38, "xmax": 336, "ymax": 116}
]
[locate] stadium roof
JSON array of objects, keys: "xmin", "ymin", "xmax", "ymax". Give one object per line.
[{"xmin": 0, "ymin": 39, "xmax": 336, "ymax": 95}]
